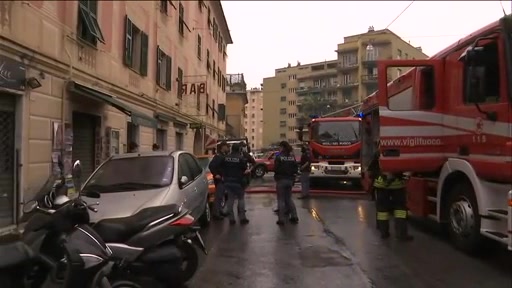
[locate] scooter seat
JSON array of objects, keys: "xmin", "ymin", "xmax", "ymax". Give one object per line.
[
  {"xmin": 0, "ymin": 241, "xmax": 35, "ymax": 269},
  {"xmin": 93, "ymin": 204, "xmax": 180, "ymax": 243}
]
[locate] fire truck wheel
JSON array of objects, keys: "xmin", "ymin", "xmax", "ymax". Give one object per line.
[{"xmin": 446, "ymin": 181, "xmax": 482, "ymax": 253}]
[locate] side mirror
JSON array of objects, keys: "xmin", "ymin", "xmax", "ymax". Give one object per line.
[
  {"xmin": 23, "ymin": 200, "xmax": 38, "ymax": 214},
  {"xmin": 180, "ymin": 176, "xmax": 189, "ymax": 186},
  {"xmin": 72, "ymin": 160, "xmax": 82, "ymax": 180},
  {"xmin": 464, "ymin": 66, "xmax": 486, "ymax": 103}
]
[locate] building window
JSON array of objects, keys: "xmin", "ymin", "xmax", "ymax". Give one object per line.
[
  {"xmin": 280, "ymin": 133, "xmax": 286, "ymax": 139},
  {"xmin": 78, "ymin": 0, "xmax": 105, "ymax": 46},
  {"xmin": 156, "ymin": 46, "xmax": 172, "ymax": 90},
  {"xmin": 156, "ymin": 128, "xmax": 167, "ymax": 150},
  {"xmin": 251, "ymin": 113, "xmax": 255, "ymax": 118},
  {"xmin": 252, "ymin": 128, "xmax": 255, "ymax": 133},
  {"xmin": 178, "ymin": 3, "xmax": 190, "ymax": 36},
  {"xmin": 281, "ymin": 83, "xmax": 286, "ymax": 89},
  {"xmin": 177, "ymin": 67, "xmax": 183, "ymax": 99},
  {"xmin": 252, "ymin": 98, "xmax": 255, "ymax": 103},
  {"xmin": 197, "ymin": 34, "xmax": 202, "ymax": 59},
  {"xmin": 218, "ymin": 68, "xmax": 222, "ymax": 87},
  {"xmin": 280, "ymin": 96, "xmax": 286, "ymax": 102},
  {"xmin": 212, "ymin": 19, "xmax": 218, "ymax": 42},
  {"xmin": 160, "ymin": 0, "xmax": 168, "ymax": 14},
  {"xmin": 222, "ymin": 76, "xmax": 226, "ymax": 92},
  {"xmin": 205, "ymin": 94, "xmax": 209, "ymax": 115},
  {"xmin": 288, "ymin": 88, "xmax": 296, "ymax": 93},
  {"xmin": 280, "ymin": 108, "xmax": 286, "ymax": 115},
  {"xmin": 207, "ymin": 6, "xmax": 212, "ymax": 28},
  {"xmin": 198, "ymin": 0, "xmax": 206, "ymax": 12},
  {"xmin": 397, "ymin": 49, "xmax": 402, "ymax": 58},
  {"xmin": 251, "ymin": 136, "xmax": 255, "ymax": 140},
  {"xmin": 206, "ymin": 49, "xmax": 211, "ymax": 72},
  {"xmin": 280, "ymin": 121, "xmax": 286, "ymax": 127},
  {"xmin": 124, "ymin": 16, "xmax": 148, "ymax": 76},
  {"xmin": 212, "ymin": 60, "xmax": 216, "ymax": 80}
]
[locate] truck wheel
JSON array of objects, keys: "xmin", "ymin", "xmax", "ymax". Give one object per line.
[
  {"xmin": 446, "ymin": 181, "xmax": 483, "ymax": 253},
  {"xmin": 253, "ymin": 165, "xmax": 266, "ymax": 178}
]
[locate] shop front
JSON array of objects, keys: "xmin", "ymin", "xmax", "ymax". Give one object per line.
[{"xmin": 0, "ymin": 54, "xmax": 28, "ymax": 229}]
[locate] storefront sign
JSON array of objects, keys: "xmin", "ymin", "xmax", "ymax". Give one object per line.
[
  {"xmin": 181, "ymin": 82, "xmax": 206, "ymax": 96},
  {"xmin": 189, "ymin": 122, "xmax": 203, "ymax": 129},
  {"xmin": 0, "ymin": 55, "xmax": 26, "ymax": 91}
]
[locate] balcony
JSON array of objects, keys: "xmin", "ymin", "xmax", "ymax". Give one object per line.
[
  {"xmin": 296, "ymin": 85, "xmax": 337, "ymax": 96},
  {"xmin": 337, "ymin": 62, "xmax": 359, "ymax": 71},
  {"xmin": 361, "ymin": 55, "xmax": 392, "ymax": 67},
  {"xmin": 361, "ymin": 74, "xmax": 378, "ymax": 84},
  {"xmin": 338, "ymin": 81, "xmax": 359, "ymax": 88},
  {"xmin": 297, "ymin": 69, "xmax": 337, "ymax": 80}
]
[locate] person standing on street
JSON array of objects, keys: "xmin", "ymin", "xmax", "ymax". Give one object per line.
[
  {"xmin": 374, "ymin": 172, "xmax": 414, "ymax": 241},
  {"xmin": 298, "ymin": 146, "xmax": 311, "ymax": 199},
  {"xmin": 274, "ymin": 141, "xmax": 299, "ymax": 225},
  {"xmin": 220, "ymin": 143, "xmax": 250, "ymax": 225},
  {"xmin": 208, "ymin": 141, "xmax": 230, "ymax": 220}
]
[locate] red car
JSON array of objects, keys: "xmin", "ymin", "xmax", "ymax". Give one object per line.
[{"xmin": 252, "ymin": 151, "xmax": 301, "ymax": 178}]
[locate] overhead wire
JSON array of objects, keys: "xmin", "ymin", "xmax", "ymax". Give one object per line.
[{"xmin": 385, "ymin": 1, "xmax": 415, "ymax": 29}]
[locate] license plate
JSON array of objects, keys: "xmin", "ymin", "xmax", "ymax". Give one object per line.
[{"xmin": 328, "ymin": 166, "xmax": 345, "ymax": 170}]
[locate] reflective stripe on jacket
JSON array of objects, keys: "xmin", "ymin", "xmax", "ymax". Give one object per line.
[{"xmin": 373, "ymin": 175, "xmax": 406, "ymax": 189}]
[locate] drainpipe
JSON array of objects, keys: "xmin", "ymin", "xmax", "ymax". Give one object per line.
[{"xmin": 62, "ymin": 36, "xmax": 74, "ymax": 171}]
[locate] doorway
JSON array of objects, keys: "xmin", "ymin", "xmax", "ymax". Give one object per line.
[
  {"xmin": 0, "ymin": 94, "xmax": 16, "ymax": 227},
  {"xmin": 175, "ymin": 132, "xmax": 184, "ymax": 150},
  {"xmin": 72, "ymin": 112, "xmax": 97, "ymax": 184}
]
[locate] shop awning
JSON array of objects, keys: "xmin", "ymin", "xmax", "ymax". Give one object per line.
[
  {"xmin": 68, "ymin": 81, "xmax": 158, "ymax": 129},
  {"xmin": 205, "ymin": 134, "xmax": 217, "ymax": 149}
]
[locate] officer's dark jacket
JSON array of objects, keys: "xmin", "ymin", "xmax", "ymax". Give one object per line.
[
  {"xmin": 208, "ymin": 153, "xmax": 225, "ymax": 184},
  {"xmin": 274, "ymin": 152, "xmax": 298, "ymax": 181},
  {"xmin": 220, "ymin": 152, "xmax": 248, "ymax": 185}
]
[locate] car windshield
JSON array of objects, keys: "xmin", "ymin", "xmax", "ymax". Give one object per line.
[
  {"xmin": 83, "ymin": 156, "xmax": 174, "ymax": 193},
  {"xmin": 196, "ymin": 157, "xmax": 212, "ymax": 171},
  {"xmin": 311, "ymin": 121, "xmax": 360, "ymax": 146}
]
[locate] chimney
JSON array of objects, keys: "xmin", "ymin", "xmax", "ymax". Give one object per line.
[
  {"xmin": 367, "ymin": 26, "xmax": 375, "ymax": 32},
  {"xmin": 287, "ymin": 63, "xmax": 291, "ymax": 68},
  {"xmin": 415, "ymin": 46, "xmax": 422, "ymax": 52}
]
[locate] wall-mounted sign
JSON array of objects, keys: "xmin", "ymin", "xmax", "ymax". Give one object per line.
[
  {"xmin": 0, "ymin": 55, "xmax": 26, "ymax": 91},
  {"xmin": 189, "ymin": 122, "xmax": 203, "ymax": 129},
  {"xmin": 181, "ymin": 82, "xmax": 206, "ymax": 96}
]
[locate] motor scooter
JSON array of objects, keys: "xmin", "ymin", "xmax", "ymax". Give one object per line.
[
  {"xmin": 75, "ymin": 160, "xmax": 208, "ymax": 287},
  {"xmin": 21, "ymin": 160, "xmax": 137, "ymax": 288}
]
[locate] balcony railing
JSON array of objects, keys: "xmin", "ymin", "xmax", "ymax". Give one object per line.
[
  {"xmin": 337, "ymin": 62, "xmax": 359, "ymax": 71},
  {"xmin": 339, "ymin": 81, "xmax": 359, "ymax": 88},
  {"xmin": 361, "ymin": 55, "xmax": 392, "ymax": 66},
  {"xmin": 297, "ymin": 85, "xmax": 338, "ymax": 95},
  {"xmin": 361, "ymin": 74, "xmax": 378, "ymax": 83}
]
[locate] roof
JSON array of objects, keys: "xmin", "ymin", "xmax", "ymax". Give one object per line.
[
  {"xmin": 213, "ymin": 1, "xmax": 233, "ymax": 44},
  {"xmin": 312, "ymin": 117, "xmax": 361, "ymax": 122},
  {"xmin": 109, "ymin": 150, "xmax": 182, "ymax": 159}
]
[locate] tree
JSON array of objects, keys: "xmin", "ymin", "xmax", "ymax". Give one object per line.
[{"xmin": 299, "ymin": 93, "xmax": 338, "ymax": 117}]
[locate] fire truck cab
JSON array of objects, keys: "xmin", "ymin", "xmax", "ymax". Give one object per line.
[{"xmin": 361, "ymin": 16, "xmax": 512, "ymax": 253}]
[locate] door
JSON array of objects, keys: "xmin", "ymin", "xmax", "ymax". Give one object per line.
[
  {"xmin": 177, "ymin": 153, "xmax": 204, "ymax": 218},
  {"xmin": 377, "ymin": 59, "xmax": 444, "ymax": 174},
  {"xmin": 0, "ymin": 94, "xmax": 16, "ymax": 227},
  {"xmin": 72, "ymin": 112, "xmax": 96, "ymax": 184},
  {"xmin": 184, "ymin": 154, "xmax": 207, "ymax": 215},
  {"xmin": 177, "ymin": 153, "xmax": 195, "ymax": 215},
  {"xmin": 156, "ymin": 129, "xmax": 167, "ymax": 150},
  {"xmin": 175, "ymin": 132, "xmax": 184, "ymax": 150}
]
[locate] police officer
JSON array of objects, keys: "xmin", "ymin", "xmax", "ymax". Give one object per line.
[
  {"xmin": 374, "ymin": 172, "xmax": 413, "ymax": 241},
  {"xmin": 240, "ymin": 142, "xmax": 256, "ymax": 189},
  {"xmin": 220, "ymin": 143, "xmax": 250, "ymax": 225},
  {"xmin": 274, "ymin": 141, "xmax": 299, "ymax": 225},
  {"xmin": 208, "ymin": 141, "xmax": 230, "ymax": 220}
]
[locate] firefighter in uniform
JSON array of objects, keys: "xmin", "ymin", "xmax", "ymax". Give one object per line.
[{"xmin": 374, "ymin": 172, "xmax": 414, "ymax": 241}]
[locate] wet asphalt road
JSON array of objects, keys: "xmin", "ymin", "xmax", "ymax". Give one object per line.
[{"xmin": 188, "ymin": 176, "xmax": 511, "ymax": 288}]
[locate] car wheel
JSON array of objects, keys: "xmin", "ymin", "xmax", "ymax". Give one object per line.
[
  {"xmin": 254, "ymin": 165, "xmax": 266, "ymax": 178},
  {"xmin": 446, "ymin": 181, "xmax": 482, "ymax": 254},
  {"xmin": 199, "ymin": 201, "xmax": 211, "ymax": 227}
]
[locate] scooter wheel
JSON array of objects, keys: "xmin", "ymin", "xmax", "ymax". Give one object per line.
[{"xmin": 177, "ymin": 241, "xmax": 199, "ymax": 283}]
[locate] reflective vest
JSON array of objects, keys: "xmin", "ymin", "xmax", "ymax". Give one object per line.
[{"xmin": 373, "ymin": 175, "xmax": 406, "ymax": 190}]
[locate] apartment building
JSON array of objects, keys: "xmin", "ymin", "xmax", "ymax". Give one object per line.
[
  {"xmin": 337, "ymin": 26, "xmax": 428, "ymax": 105},
  {"xmin": 244, "ymin": 88, "xmax": 264, "ymax": 150},
  {"xmin": 262, "ymin": 60, "xmax": 340, "ymax": 147},
  {"xmin": 0, "ymin": 0, "xmax": 232, "ymax": 231},
  {"xmin": 225, "ymin": 73, "xmax": 247, "ymax": 138}
]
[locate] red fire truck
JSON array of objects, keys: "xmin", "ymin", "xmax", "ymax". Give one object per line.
[
  {"xmin": 360, "ymin": 16, "xmax": 512, "ymax": 253},
  {"xmin": 298, "ymin": 115, "xmax": 362, "ymax": 187}
]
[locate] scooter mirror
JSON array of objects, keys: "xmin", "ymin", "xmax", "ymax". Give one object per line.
[
  {"xmin": 23, "ymin": 200, "xmax": 38, "ymax": 214},
  {"xmin": 72, "ymin": 160, "xmax": 82, "ymax": 179}
]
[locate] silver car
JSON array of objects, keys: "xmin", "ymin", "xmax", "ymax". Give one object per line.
[{"xmin": 82, "ymin": 151, "xmax": 210, "ymax": 226}]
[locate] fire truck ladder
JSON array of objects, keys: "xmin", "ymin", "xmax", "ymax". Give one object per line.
[{"xmin": 322, "ymin": 102, "xmax": 364, "ymax": 117}]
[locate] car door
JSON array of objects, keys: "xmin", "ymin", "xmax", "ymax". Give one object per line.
[
  {"xmin": 181, "ymin": 153, "xmax": 206, "ymax": 218},
  {"xmin": 177, "ymin": 153, "xmax": 195, "ymax": 213}
]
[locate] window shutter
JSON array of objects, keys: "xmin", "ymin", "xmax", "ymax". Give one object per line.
[
  {"xmin": 165, "ymin": 55, "xmax": 172, "ymax": 90},
  {"xmin": 140, "ymin": 32, "xmax": 149, "ymax": 76},
  {"xmin": 156, "ymin": 47, "xmax": 161, "ymax": 86},
  {"xmin": 124, "ymin": 15, "xmax": 133, "ymax": 67}
]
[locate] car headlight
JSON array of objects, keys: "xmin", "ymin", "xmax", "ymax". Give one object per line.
[{"xmin": 311, "ymin": 166, "xmax": 318, "ymax": 171}]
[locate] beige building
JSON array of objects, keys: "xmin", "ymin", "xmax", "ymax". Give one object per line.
[
  {"xmin": 244, "ymin": 88, "xmax": 264, "ymax": 150},
  {"xmin": 262, "ymin": 27, "xmax": 428, "ymax": 148},
  {"xmin": 225, "ymin": 73, "xmax": 247, "ymax": 138},
  {"xmin": 0, "ymin": 1, "xmax": 232, "ymax": 232},
  {"xmin": 337, "ymin": 26, "xmax": 428, "ymax": 104}
]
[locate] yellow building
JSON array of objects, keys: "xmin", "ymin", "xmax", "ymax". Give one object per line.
[
  {"xmin": 0, "ymin": 0, "xmax": 232, "ymax": 232},
  {"xmin": 244, "ymin": 88, "xmax": 264, "ymax": 150},
  {"xmin": 337, "ymin": 26, "xmax": 428, "ymax": 104},
  {"xmin": 262, "ymin": 27, "xmax": 429, "ymax": 148},
  {"xmin": 225, "ymin": 73, "xmax": 247, "ymax": 138}
]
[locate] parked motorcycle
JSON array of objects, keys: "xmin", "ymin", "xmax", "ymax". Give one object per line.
[
  {"xmin": 0, "ymin": 241, "xmax": 36, "ymax": 288},
  {"xmin": 20, "ymin": 193, "xmax": 115, "ymax": 288},
  {"xmin": 76, "ymin": 160, "xmax": 207, "ymax": 287}
]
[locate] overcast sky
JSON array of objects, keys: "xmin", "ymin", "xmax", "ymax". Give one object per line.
[{"xmin": 221, "ymin": 1, "xmax": 511, "ymax": 88}]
